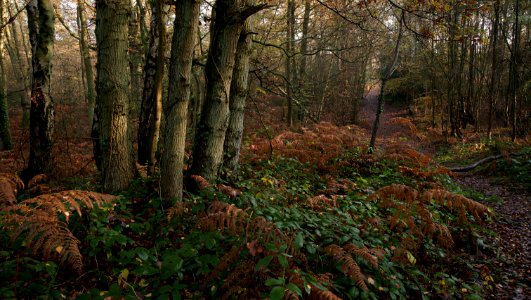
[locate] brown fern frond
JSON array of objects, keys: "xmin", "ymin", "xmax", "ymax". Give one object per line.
[
  {"xmin": 203, "ymin": 245, "xmax": 244, "ymax": 287},
  {"xmin": 190, "ymin": 175, "xmax": 210, "ymax": 190},
  {"xmin": 422, "ymin": 189, "xmax": 492, "ymax": 224},
  {"xmin": 435, "ymin": 223, "xmax": 454, "ymax": 248},
  {"xmin": 221, "ymin": 259, "xmax": 255, "ymax": 290},
  {"xmin": 309, "ymin": 286, "xmax": 342, "ymax": 300},
  {"xmin": 28, "ymin": 174, "xmax": 48, "ymax": 188},
  {"xmin": 1, "ymin": 190, "xmax": 115, "ymax": 274},
  {"xmin": 221, "ymin": 285, "xmax": 247, "ymax": 300},
  {"xmin": 283, "ymin": 290, "xmax": 300, "ymax": 300},
  {"xmin": 343, "ymin": 243, "xmax": 378, "ymax": 268},
  {"xmin": 0, "ymin": 180, "xmax": 17, "ymax": 208},
  {"xmin": 306, "ymin": 194, "xmax": 337, "ymax": 210},
  {"xmin": 20, "ymin": 190, "xmax": 115, "ymax": 220},
  {"xmin": 0, "ymin": 173, "xmax": 24, "ymax": 208},
  {"xmin": 166, "ymin": 201, "xmax": 193, "ymax": 221},
  {"xmin": 341, "ymin": 255, "xmax": 368, "ymax": 290},
  {"xmin": 4, "ymin": 212, "xmax": 83, "ymax": 274},
  {"xmin": 324, "ymin": 244, "xmax": 367, "ymax": 290},
  {"xmin": 368, "ymin": 184, "xmax": 418, "ymax": 205},
  {"xmin": 218, "ymin": 184, "xmax": 241, "ymax": 199}
]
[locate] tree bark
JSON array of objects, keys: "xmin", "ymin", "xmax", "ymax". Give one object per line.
[
  {"xmin": 487, "ymin": 0, "xmax": 500, "ymax": 139},
  {"xmin": 24, "ymin": 0, "xmax": 55, "ymax": 179},
  {"xmin": 160, "ymin": 0, "xmax": 200, "ymax": 202},
  {"xmin": 95, "ymin": 0, "xmax": 136, "ymax": 193},
  {"xmin": 190, "ymin": 0, "xmax": 264, "ymax": 181},
  {"xmin": 223, "ymin": 13, "xmax": 253, "ymax": 180},
  {"xmin": 138, "ymin": 0, "xmax": 168, "ymax": 173},
  {"xmin": 0, "ymin": 0, "xmax": 12, "ymax": 151},
  {"xmin": 77, "ymin": 0, "xmax": 96, "ymax": 128},
  {"xmin": 368, "ymin": 12, "xmax": 404, "ymax": 153},
  {"xmin": 285, "ymin": 0, "xmax": 295, "ymax": 127}
]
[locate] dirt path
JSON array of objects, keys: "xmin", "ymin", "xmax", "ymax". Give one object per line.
[
  {"xmin": 358, "ymin": 87, "xmax": 530, "ymax": 299},
  {"xmin": 358, "ymin": 86, "xmax": 409, "ymax": 138},
  {"xmin": 455, "ymin": 175, "xmax": 530, "ymax": 299}
]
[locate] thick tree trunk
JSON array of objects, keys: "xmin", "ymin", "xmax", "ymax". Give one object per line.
[
  {"xmin": 24, "ymin": 0, "xmax": 55, "ymax": 179},
  {"xmin": 0, "ymin": 0, "xmax": 12, "ymax": 151},
  {"xmin": 95, "ymin": 0, "xmax": 136, "ymax": 193},
  {"xmin": 77, "ymin": 0, "xmax": 96, "ymax": 128},
  {"xmin": 138, "ymin": 0, "xmax": 168, "ymax": 173},
  {"xmin": 160, "ymin": 0, "xmax": 200, "ymax": 202},
  {"xmin": 190, "ymin": 0, "xmax": 257, "ymax": 181},
  {"xmin": 223, "ymin": 15, "xmax": 253, "ymax": 180}
]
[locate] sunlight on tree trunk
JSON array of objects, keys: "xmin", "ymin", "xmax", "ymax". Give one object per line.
[
  {"xmin": 95, "ymin": 0, "xmax": 136, "ymax": 193},
  {"xmin": 160, "ymin": 0, "xmax": 200, "ymax": 202},
  {"xmin": 24, "ymin": 0, "xmax": 55, "ymax": 179}
]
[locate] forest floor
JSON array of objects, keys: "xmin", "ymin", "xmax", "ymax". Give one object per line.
[{"xmin": 359, "ymin": 86, "xmax": 531, "ymax": 299}]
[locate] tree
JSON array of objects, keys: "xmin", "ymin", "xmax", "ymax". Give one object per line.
[
  {"xmin": 138, "ymin": 0, "xmax": 168, "ymax": 173},
  {"xmin": 77, "ymin": 0, "xmax": 96, "ymax": 128},
  {"xmin": 190, "ymin": 0, "xmax": 266, "ymax": 182},
  {"xmin": 223, "ymin": 9, "xmax": 254, "ymax": 179},
  {"xmin": 0, "ymin": 0, "xmax": 12, "ymax": 151},
  {"xmin": 24, "ymin": 0, "xmax": 55, "ymax": 179},
  {"xmin": 94, "ymin": 0, "xmax": 136, "ymax": 193},
  {"xmin": 160, "ymin": 0, "xmax": 200, "ymax": 202},
  {"xmin": 368, "ymin": 12, "xmax": 404, "ymax": 153}
]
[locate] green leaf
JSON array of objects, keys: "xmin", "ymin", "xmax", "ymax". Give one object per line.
[
  {"xmin": 107, "ymin": 283, "xmax": 121, "ymax": 297},
  {"xmin": 278, "ymin": 254, "xmax": 289, "ymax": 269},
  {"xmin": 265, "ymin": 277, "xmax": 285, "ymax": 286},
  {"xmin": 269, "ymin": 286, "xmax": 285, "ymax": 300},
  {"xmin": 256, "ymin": 256, "xmax": 273, "ymax": 271},
  {"xmin": 294, "ymin": 233, "xmax": 304, "ymax": 250},
  {"xmin": 286, "ymin": 283, "xmax": 302, "ymax": 296},
  {"xmin": 136, "ymin": 248, "xmax": 149, "ymax": 261}
]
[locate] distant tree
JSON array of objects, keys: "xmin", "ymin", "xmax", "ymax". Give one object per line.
[
  {"xmin": 94, "ymin": 0, "xmax": 136, "ymax": 193},
  {"xmin": 24, "ymin": 0, "xmax": 55, "ymax": 179},
  {"xmin": 0, "ymin": 0, "xmax": 12, "ymax": 151},
  {"xmin": 76, "ymin": 0, "xmax": 96, "ymax": 128}
]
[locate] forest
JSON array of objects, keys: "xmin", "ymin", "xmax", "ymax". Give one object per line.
[{"xmin": 0, "ymin": 0, "xmax": 529, "ymax": 299}]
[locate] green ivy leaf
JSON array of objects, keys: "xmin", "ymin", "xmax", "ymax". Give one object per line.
[
  {"xmin": 294, "ymin": 233, "xmax": 304, "ymax": 250},
  {"xmin": 269, "ymin": 286, "xmax": 285, "ymax": 300}
]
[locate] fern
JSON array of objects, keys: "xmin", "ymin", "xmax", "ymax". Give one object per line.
[
  {"xmin": 0, "ymin": 173, "xmax": 24, "ymax": 208},
  {"xmin": 324, "ymin": 244, "xmax": 368, "ymax": 290},
  {"xmin": 1, "ymin": 190, "xmax": 116, "ymax": 274}
]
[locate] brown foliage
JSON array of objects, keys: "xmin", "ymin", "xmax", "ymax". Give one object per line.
[
  {"xmin": 0, "ymin": 173, "xmax": 23, "ymax": 208},
  {"xmin": 1, "ymin": 190, "xmax": 116, "ymax": 274}
]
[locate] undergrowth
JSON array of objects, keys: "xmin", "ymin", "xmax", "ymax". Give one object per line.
[{"xmin": 0, "ymin": 125, "xmax": 499, "ymax": 299}]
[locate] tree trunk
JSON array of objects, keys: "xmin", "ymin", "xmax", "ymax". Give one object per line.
[
  {"xmin": 190, "ymin": 0, "xmax": 263, "ymax": 181},
  {"xmin": 487, "ymin": 0, "xmax": 500, "ymax": 139},
  {"xmin": 510, "ymin": 0, "xmax": 520, "ymax": 141},
  {"xmin": 160, "ymin": 0, "xmax": 200, "ymax": 202},
  {"xmin": 368, "ymin": 13, "xmax": 404, "ymax": 153},
  {"xmin": 0, "ymin": 0, "xmax": 12, "ymax": 151},
  {"xmin": 95, "ymin": 0, "xmax": 136, "ymax": 193},
  {"xmin": 24, "ymin": 0, "xmax": 55, "ymax": 179},
  {"xmin": 5, "ymin": 2, "xmax": 31, "ymax": 110},
  {"xmin": 285, "ymin": 0, "xmax": 295, "ymax": 127},
  {"xmin": 138, "ymin": 0, "xmax": 168, "ymax": 173},
  {"xmin": 77, "ymin": 0, "xmax": 96, "ymax": 128},
  {"xmin": 222, "ymin": 13, "xmax": 253, "ymax": 180}
]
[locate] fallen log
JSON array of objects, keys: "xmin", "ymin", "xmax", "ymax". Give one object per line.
[{"xmin": 450, "ymin": 152, "xmax": 527, "ymax": 172}]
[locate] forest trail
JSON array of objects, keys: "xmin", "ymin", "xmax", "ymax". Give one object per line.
[
  {"xmin": 456, "ymin": 175, "xmax": 530, "ymax": 299},
  {"xmin": 359, "ymin": 86, "xmax": 530, "ymax": 299}
]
